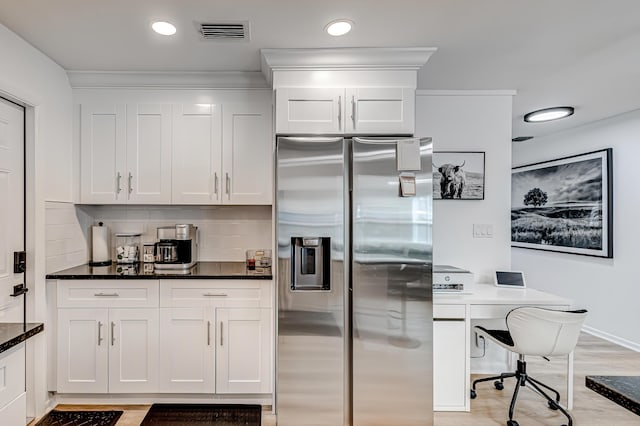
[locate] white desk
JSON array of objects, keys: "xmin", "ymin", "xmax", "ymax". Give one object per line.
[{"xmin": 433, "ymin": 284, "xmax": 572, "ymax": 412}]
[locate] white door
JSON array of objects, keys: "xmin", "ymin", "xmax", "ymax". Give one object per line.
[
  {"xmin": 0, "ymin": 98, "xmax": 24, "ymax": 316},
  {"xmin": 57, "ymin": 308, "xmax": 109, "ymax": 393},
  {"xmin": 159, "ymin": 308, "xmax": 215, "ymax": 393},
  {"xmin": 172, "ymin": 103, "xmax": 222, "ymax": 204},
  {"xmin": 109, "ymin": 308, "xmax": 159, "ymax": 393},
  {"xmin": 222, "ymin": 102, "xmax": 273, "ymax": 205},
  {"xmin": 345, "ymin": 87, "xmax": 415, "ymax": 135},
  {"xmin": 275, "ymin": 88, "xmax": 344, "ymax": 134},
  {"xmin": 80, "ymin": 103, "xmax": 127, "ymax": 203},
  {"xmin": 126, "ymin": 103, "xmax": 172, "ymax": 204},
  {"xmin": 216, "ymin": 308, "xmax": 271, "ymax": 394}
]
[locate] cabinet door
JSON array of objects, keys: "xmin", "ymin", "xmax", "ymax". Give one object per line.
[
  {"xmin": 345, "ymin": 87, "xmax": 415, "ymax": 135},
  {"xmin": 172, "ymin": 103, "xmax": 222, "ymax": 204},
  {"xmin": 80, "ymin": 104, "xmax": 127, "ymax": 203},
  {"xmin": 216, "ymin": 308, "xmax": 271, "ymax": 394},
  {"xmin": 108, "ymin": 308, "xmax": 159, "ymax": 393},
  {"xmin": 433, "ymin": 320, "xmax": 467, "ymax": 411},
  {"xmin": 126, "ymin": 103, "xmax": 172, "ymax": 204},
  {"xmin": 222, "ymin": 102, "xmax": 273, "ymax": 205},
  {"xmin": 275, "ymin": 88, "xmax": 344, "ymax": 134},
  {"xmin": 57, "ymin": 308, "xmax": 109, "ymax": 393},
  {"xmin": 159, "ymin": 308, "xmax": 215, "ymax": 393}
]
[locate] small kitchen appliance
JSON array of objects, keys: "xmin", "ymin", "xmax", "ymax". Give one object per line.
[{"xmin": 154, "ymin": 224, "xmax": 198, "ymax": 270}]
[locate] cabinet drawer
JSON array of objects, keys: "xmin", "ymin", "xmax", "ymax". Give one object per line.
[
  {"xmin": 57, "ymin": 280, "xmax": 159, "ymax": 308},
  {"xmin": 433, "ymin": 304, "xmax": 466, "ymax": 319},
  {"xmin": 470, "ymin": 304, "xmax": 570, "ymax": 320},
  {"xmin": 0, "ymin": 344, "xmax": 25, "ymax": 409},
  {"xmin": 160, "ymin": 280, "xmax": 272, "ymax": 308}
]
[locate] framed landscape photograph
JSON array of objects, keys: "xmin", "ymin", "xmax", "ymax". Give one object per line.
[
  {"xmin": 433, "ymin": 151, "xmax": 485, "ymax": 200},
  {"xmin": 511, "ymin": 148, "xmax": 613, "ymax": 258}
]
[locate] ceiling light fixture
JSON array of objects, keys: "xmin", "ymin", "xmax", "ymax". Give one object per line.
[
  {"xmin": 524, "ymin": 106, "xmax": 574, "ymax": 123},
  {"xmin": 152, "ymin": 21, "xmax": 177, "ymax": 36},
  {"xmin": 325, "ymin": 19, "xmax": 353, "ymax": 36}
]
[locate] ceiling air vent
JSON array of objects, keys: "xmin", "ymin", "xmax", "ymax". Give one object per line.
[{"xmin": 199, "ymin": 22, "xmax": 249, "ymax": 41}]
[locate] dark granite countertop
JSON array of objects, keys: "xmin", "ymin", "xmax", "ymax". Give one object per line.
[
  {"xmin": 586, "ymin": 375, "xmax": 640, "ymax": 416},
  {"xmin": 0, "ymin": 323, "xmax": 44, "ymax": 354},
  {"xmin": 46, "ymin": 261, "xmax": 272, "ymax": 280}
]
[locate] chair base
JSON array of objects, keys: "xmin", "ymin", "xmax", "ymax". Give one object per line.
[{"xmin": 471, "ymin": 358, "xmax": 573, "ymax": 426}]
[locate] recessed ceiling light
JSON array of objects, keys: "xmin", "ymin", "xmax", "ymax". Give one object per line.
[
  {"xmin": 325, "ymin": 19, "xmax": 353, "ymax": 36},
  {"xmin": 524, "ymin": 106, "xmax": 574, "ymax": 123},
  {"xmin": 152, "ymin": 21, "xmax": 177, "ymax": 36}
]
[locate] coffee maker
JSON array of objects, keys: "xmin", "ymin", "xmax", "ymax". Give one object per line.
[{"xmin": 154, "ymin": 224, "xmax": 198, "ymax": 270}]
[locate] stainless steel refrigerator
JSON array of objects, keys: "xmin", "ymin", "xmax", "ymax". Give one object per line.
[{"xmin": 276, "ymin": 136, "xmax": 433, "ymax": 426}]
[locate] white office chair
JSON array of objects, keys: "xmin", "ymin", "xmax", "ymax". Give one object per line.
[{"xmin": 470, "ymin": 306, "xmax": 588, "ymax": 426}]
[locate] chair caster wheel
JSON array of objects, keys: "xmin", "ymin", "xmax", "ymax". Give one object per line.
[
  {"xmin": 494, "ymin": 381, "xmax": 504, "ymax": 390},
  {"xmin": 507, "ymin": 420, "xmax": 519, "ymax": 426},
  {"xmin": 470, "ymin": 389, "xmax": 477, "ymax": 399},
  {"xmin": 548, "ymin": 400, "xmax": 559, "ymax": 410}
]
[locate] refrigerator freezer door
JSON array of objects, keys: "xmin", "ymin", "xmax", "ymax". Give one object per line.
[
  {"xmin": 351, "ymin": 137, "xmax": 433, "ymax": 425},
  {"xmin": 276, "ymin": 137, "xmax": 347, "ymax": 426}
]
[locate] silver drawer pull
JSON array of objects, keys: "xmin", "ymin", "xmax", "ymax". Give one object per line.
[
  {"xmin": 94, "ymin": 292, "xmax": 120, "ymax": 297},
  {"xmin": 98, "ymin": 321, "xmax": 103, "ymax": 346},
  {"xmin": 207, "ymin": 321, "xmax": 211, "ymax": 346},
  {"xmin": 220, "ymin": 322, "xmax": 224, "ymax": 346},
  {"xmin": 111, "ymin": 322, "xmax": 115, "ymax": 346},
  {"xmin": 203, "ymin": 293, "xmax": 228, "ymax": 297}
]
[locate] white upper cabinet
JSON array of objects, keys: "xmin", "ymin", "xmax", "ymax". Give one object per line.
[
  {"xmin": 80, "ymin": 103, "xmax": 172, "ymax": 204},
  {"xmin": 222, "ymin": 102, "xmax": 273, "ymax": 205},
  {"xmin": 80, "ymin": 104, "xmax": 127, "ymax": 203},
  {"xmin": 172, "ymin": 103, "xmax": 222, "ymax": 204},
  {"xmin": 275, "ymin": 88, "xmax": 344, "ymax": 134},
  {"xmin": 275, "ymin": 87, "xmax": 414, "ymax": 135},
  {"xmin": 345, "ymin": 87, "xmax": 414, "ymax": 135},
  {"xmin": 126, "ymin": 104, "xmax": 172, "ymax": 204}
]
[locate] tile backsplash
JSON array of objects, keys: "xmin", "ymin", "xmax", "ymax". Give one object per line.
[
  {"xmin": 77, "ymin": 205, "xmax": 272, "ymax": 262},
  {"xmin": 45, "ymin": 201, "xmax": 92, "ymax": 273}
]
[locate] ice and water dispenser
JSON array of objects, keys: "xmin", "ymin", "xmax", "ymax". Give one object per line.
[{"xmin": 291, "ymin": 237, "xmax": 331, "ymax": 291}]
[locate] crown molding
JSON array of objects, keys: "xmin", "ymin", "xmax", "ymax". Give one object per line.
[
  {"xmin": 417, "ymin": 89, "xmax": 517, "ymax": 96},
  {"xmin": 260, "ymin": 47, "xmax": 437, "ymax": 84},
  {"xmin": 66, "ymin": 71, "xmax": 269, "ymax": 89}
]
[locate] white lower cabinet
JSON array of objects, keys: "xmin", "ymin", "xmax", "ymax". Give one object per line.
[
  {"xmin": 0, "ymin": 344, "xmax": 26, "ymax": 425},
  {"xmin": 57, "ymin": 308, "xmax": 159, "ymax": 393},
  {"xmin": 433, "ymin": 319, "xmax": 467, "ymax": 411}
]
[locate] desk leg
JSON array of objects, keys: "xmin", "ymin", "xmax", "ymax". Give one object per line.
[{"xmin": 567, "ymin": 351, "xmax": 574, "ymax": 410}]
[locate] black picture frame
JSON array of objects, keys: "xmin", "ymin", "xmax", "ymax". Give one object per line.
[
  {"xmin": 511, "ymin": 148, "xmax": 613, "ymax": 258},
  {"xmin": 433, "ymin": 151, "xmax": 485, "ymax": 200}
]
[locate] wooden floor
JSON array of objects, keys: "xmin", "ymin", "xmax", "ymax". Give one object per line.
[{"xmin": 34, "ymin": 333, "xmax": 638, "ymax": 426}]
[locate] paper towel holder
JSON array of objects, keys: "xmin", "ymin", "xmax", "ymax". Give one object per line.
[{"xmin": 89, "ymin": 222, "xmax": 113, "ymax": 267}]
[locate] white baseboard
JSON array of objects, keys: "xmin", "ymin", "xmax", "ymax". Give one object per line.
[{"xmin": 582, "ymin": 325, "xmax": 640, "ymax": 352}]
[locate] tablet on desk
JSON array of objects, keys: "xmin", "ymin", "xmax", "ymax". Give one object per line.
[{"xmin": 494, "ymin": 271, "xmax": 526, "ymax": 288}]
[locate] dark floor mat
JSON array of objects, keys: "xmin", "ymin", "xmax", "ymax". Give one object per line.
[
  {"xmin": 35, "ymin": 410, "xmax": 122, "ymax": 426},
  {"xmin": 140, "ymin": 404, "xmax": 262, "ymax": 426}
]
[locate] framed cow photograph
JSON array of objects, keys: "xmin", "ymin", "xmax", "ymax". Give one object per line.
[
  {"xmin": 433, "ymin": 151, "xmax": 485, "ymax": 200},
  {"xmin": 511, "ymin": 148, "xmax": 613, "ymax": 258}
]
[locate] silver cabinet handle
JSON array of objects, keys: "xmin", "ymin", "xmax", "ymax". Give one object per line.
[
  {"xmin": 98, "ymin": 321, "xmax": 103, "ymax": 346},
  {"xmin": 214, "ymin": 173, "xmax": 219, "ymax": 199},
  {"xmin": 351, "ymin": 95, "xmax": 356, "ymax": 129},
  {"xmin": 338, "ymin": 95, "xmax": 342, "ymax": 129},
  {"xmin": 116, "ymin": 172, "xmax": 122, "ymax": 194},
  {"xmin": 207, "ymin": 321, "xmax": 211, "ymax": 346},
  {"xmin": 94, "ymin": 292, "xmax": 119, "ymax": 297},
  {"xmin": 203, "ymin": 293, "xmax": 228, "ymax": 297},
  {"xmin": 111, "ymin": 322, "xmax": 115, "ymax": 346},
  {"xmin": 225, "ymin": 173, "xmax": 230, "ymax": 199},
  {"xmin": 128, "ymin": 172, "xmax": 133, "ymax": 194},
  {"xmin": 220, "ymin": 322, "xmax": 224, "ymax": 346}
]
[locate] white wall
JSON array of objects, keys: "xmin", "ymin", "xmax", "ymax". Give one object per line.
[
  {"xmin": 512, "ymin": 109, "xmax": 640, "ymax": 351},
  {"xmin": 0, "ymin": 22, "xmax": 74, "ymax": 419},
  {"xmin": 416, "ymin": 91, "xmax": 514, "ymax": 283}
]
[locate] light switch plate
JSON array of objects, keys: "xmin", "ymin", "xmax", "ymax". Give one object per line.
[{"xmin": 473, "ymin": 224, "xmax": 493, "ymax": 238}]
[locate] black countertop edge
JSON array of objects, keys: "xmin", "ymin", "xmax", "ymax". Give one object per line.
[
  {"xmin": 586, "ymin": 375, "xmax": 640, "ymax": 416},
  {"xmin": 0, "ymin": 323, "xmax": 44, "ymax": 354},
  {"xmin": 45, "ymin": 261, "xmax": 272, "ymax": 280}
]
